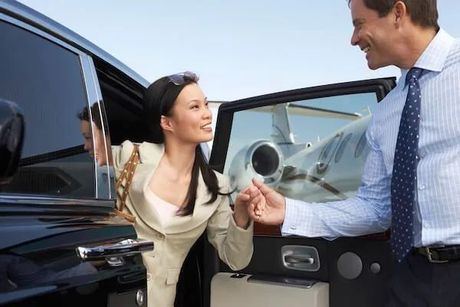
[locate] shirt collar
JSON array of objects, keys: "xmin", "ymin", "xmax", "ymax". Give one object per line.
[{"xmin": 399, "ymin": 29, "xmax": 454, "ymax": 86}]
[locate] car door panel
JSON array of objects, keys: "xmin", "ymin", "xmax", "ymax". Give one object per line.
[
  {"xmin": 211, "ymin": 272, "xmax": 329, "ymax": 307},
  {"xmin": 206, "ymin": 78, "xmax": 396, "ymax": 307},
  {"xmin": 0, "ymin": 198, "xmax": 147, "ymax": 306}
]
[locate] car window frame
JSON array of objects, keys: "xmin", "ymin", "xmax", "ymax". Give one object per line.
[
  {"xmin": 0, "ymin": 12, "xmax": 113, "ymax": 203},
  {"xmin": 210, "ymin": 78, "xmax": 395, "ymax": 170},
  {"xmin": 209, "ymin": 78, "xmax": 395, "ymax": 235}
]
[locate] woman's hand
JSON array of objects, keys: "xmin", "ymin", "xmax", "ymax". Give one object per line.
[
  {"xmin": 233, "ymin": 187, "xmax": 252, "ymax": 229},
  {"xmin": 247, "ymin": 179, "xmax": 286, "ymax": 225}
]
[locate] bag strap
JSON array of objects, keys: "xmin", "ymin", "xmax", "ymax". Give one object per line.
[{"xmin": 114, "ymin": 144, "xmax": 140, "ymax": 222}]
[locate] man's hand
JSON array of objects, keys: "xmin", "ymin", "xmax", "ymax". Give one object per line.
[{"xmin": 247, "ymin": 179, "xmax": 286, "ymax": 225}]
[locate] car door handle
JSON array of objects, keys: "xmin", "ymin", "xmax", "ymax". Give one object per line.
[
  {"xmin": 76, "ymin": 239, "xmax": 154, "ymax": 261},
  {"xmin": 284, "ymin": 254, "xmax": 315, "ymax": 264},
  {"xmin": 281, "ymin": 245, "xmax": 320, "ymax": 272}
]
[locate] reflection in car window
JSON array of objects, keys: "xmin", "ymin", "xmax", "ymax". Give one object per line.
[
  {"xmin": 224, "ymin": 92, "xmax": 376, "ymax": 204},
  {"xmin": 0, "ymin": 20, "xmax": 95, "ymax": 198}
]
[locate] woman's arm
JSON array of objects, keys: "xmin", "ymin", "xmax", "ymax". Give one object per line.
[{"xmin": 206, "ymin": 176, "xmax": 254, "ymax": 270}]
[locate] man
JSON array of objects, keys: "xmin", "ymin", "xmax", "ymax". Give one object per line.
[{"xmin": 246, "ymin": 0, "xmax": 460, "ymax": 305}]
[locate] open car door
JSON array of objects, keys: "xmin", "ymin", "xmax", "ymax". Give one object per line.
[{"xmin": 205, "ymin": 77, "xmax": 396, "ymax": 307}]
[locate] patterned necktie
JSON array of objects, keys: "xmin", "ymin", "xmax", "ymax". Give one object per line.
[{"xmin": 390, "ymin": 67, "xmax": 424, "ymax": 262}]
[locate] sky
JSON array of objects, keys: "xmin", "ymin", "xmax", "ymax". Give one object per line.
[{"xmin": 18, "ymin": 0, "xmax": 460, "ymax": 101}]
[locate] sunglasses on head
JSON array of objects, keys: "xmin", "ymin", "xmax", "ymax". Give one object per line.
[{"xmin": 167, "ymin": 71, "xmax": 199, "ymax": 85}]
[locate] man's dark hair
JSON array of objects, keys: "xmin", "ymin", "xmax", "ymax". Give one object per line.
[{"xmin": 348, "ymin": 0, "xmax": 439, "ymax": 30}]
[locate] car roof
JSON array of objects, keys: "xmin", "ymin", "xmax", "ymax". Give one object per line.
[{"xmin": 0, "ymin": 0, "xmax": 149, "ymax": 88}]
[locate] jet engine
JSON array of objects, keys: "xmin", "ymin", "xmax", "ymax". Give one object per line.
[{"xmin": 228, "ymin": 140, "xmax": 284, "ymax": 191}]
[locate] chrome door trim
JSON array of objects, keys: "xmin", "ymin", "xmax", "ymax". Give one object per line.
[
  {"xmin": 0, "ymin": 194, "xmax": 114, "ymax": 207},
  {"xmin": 76, "ymin": 239, "xmax": 154, "ymax": 261},
  {"xmin": 80, "ymin": 55, "xmax": 113, "ymax": 199}
]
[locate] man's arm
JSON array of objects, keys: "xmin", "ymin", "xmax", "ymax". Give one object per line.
[
  {"xmin": 248, "ymin": 127, "xmax": 392, "ymax": 239},
  {"xmin": 281, "ymin": 131, "xmax": 392, "ymax": 238}
]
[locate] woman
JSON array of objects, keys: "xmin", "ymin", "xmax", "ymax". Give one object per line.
[{"xmin": 112, "ymin": 72, "xmax": 253, "ymax": 307}]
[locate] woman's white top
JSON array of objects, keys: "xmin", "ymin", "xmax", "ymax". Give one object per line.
[{"xmin": 144, "ymin": 187, "xmax": 178, "ymax": 224}]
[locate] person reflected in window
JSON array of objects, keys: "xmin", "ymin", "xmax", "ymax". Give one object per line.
[
  {"xmin": 77, "ymin": 106, "xmax": 94, "ymax": 157},
  {"xmin": 111, "ymin": 72, "xmax": 254, "ymax": 307},
  {"xmin": 77, "ymin": 104, "xmax": 112, "ymax": 166}
]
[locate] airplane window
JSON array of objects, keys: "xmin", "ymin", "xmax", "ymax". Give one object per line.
[
  {"xmin": 354, "ymin": 131, "xmax": 368, "ymax": 158},
  {"xmin": 317, "ymin": 133, "xmax": 343, "ymax": 174},
  {"xmin": 334, "ymin": 133, "xmax": 353, "ymax": 163}
]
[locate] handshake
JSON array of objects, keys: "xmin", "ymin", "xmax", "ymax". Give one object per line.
[{"xmin": 233, "ymin": 179, "xmax": 287, "ymax": 227}]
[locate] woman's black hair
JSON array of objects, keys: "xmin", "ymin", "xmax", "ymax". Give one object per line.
[
  {"xmin": 143, "ymin": 74, "xmax": 226, "ymax": 216},
  {"xmin": 77, "ymin": 104, "xmax": 105, "ymax": 135}
]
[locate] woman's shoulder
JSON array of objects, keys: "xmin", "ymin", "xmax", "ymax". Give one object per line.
[
  {"xmin": 113, "ymin": 139, "xmax": 136, "ymax": 153},
  {"xmin": 112, "ymin": 140, "xmax": 164, "ymax": 168},
  {"xmin": 111, "ymin": 140, "xmax": 135, "ymax": 169},
  {"xmin": 138, "ymin": 142, "xmax": 164, "ymax": 163}
]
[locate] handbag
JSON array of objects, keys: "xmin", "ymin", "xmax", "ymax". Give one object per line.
[{"xmin": 114, "ymin": 144, "xmax": 140, "ymax": 223}]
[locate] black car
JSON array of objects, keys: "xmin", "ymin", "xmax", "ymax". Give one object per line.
[
  {"xmin": 0, "ymin": 0, "xmax": 398, "ymax": 306},
  {"xmin": 0, "ymin": 0, "xmax": 153, "ymax": 306}
]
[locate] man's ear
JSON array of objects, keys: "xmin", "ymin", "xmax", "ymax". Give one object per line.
[
  {"xmin": 393, "ymin": 1, "xmax": 408, "ymax": 26},
  {"xmin": 160, "ymin": 115, "xmax": 174, "ymax": 132}
]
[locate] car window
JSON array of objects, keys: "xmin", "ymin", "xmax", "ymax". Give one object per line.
[
  {"xmin": 224, "ymin": 92, "xmax": 376, "ymax": 203},
  {"xmin": 0, "ymin": 20, "xmax": 96, "ymax": 198}
]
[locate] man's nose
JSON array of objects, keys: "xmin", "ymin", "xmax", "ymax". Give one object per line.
[{"xmin": 350, "ymin": 30, "xmax": 359, "ymax": 46}]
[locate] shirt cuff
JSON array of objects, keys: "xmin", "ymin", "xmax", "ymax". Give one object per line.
[{"xmin": 281, "ymin": 197, "xmax": 310, "ymax": 236}]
